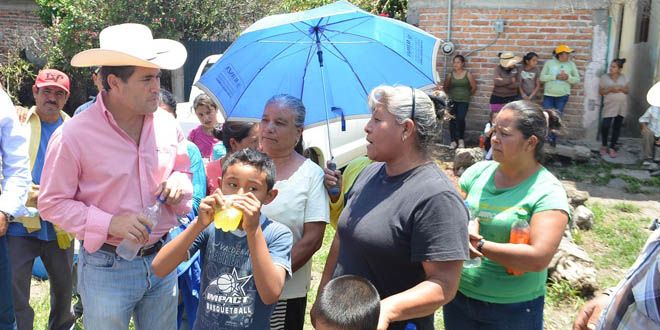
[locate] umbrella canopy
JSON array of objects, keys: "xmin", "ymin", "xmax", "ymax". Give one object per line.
[{"xmin": 197, "ymin": 0, "xmax": 440, "ymax": 128}]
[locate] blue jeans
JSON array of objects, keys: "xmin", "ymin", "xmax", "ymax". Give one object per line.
[
  {"xmin": 542, "ymin": 95, "xmax": 569, "ymax": 114},
  {"xmin": 443, "ymin": 291, "xmax": 544, "ymax": 330},
  {"xmin": 543, "ymin": 95, "xmax": 569, "ymax": 144},
  {"xmin": 450, "ymin": 102, "xmax": 469, "ymax": 142},
  {"xmin": 78, "ymin": 248, "xmax": 177, "ymax": 330},
  {"xmin": 0, "ymin": 236, "xmax": 16, "ymax": 330}
]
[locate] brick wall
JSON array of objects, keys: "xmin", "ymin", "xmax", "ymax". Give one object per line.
[
  {"xmin": 418, "ymin": 8, "xmax": 595, "ymax": 141},
  {"xmin": 0, "ymin": 4, "xmax": 42, "ymax": 64}
]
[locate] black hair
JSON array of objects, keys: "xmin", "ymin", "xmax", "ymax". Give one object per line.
[
  {"xmin": 159, "ymin": 88, "xmax": 177, "ymax": 116},
  {"xmin": 523, "ymin": 52, "xmax": 538, "ymax": 65},
  {"xmin": 502, "ymin": 100, "xmax": 562, "ymax": 161},
  {"xmin": 428, "ymin": 92, "xmax": 450, "ymax": 122},
  {"xmin": 221, "ymin": 148, "xmax": 276, "ymax": 191},
  {"xmin": 99, "ymin": 66, "xmax": 136, "ymax": 91},
  {"xmin": 453, "ymin": 54, "xmax": 466, "ymax": 63},
  {"xmin": 213, "ymin": 121, "xmax": 257, "ymax": 153},
  {"xmin": 311, "ymin": 275, "xmax": 380, "ymax": 330},
  {"xmin": 612, "ymin": 58, "xmax": 626, "ymax": 69}
]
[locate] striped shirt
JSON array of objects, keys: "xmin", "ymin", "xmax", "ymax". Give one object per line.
[{"xmin": 597, "ymin": 229, "xmax": 660, "ymax": 329}]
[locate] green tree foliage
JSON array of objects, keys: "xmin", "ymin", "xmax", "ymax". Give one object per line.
[
  {"xmin": 7, "ymin": 0, "xmax": 277, "ymax": 111},
  {"xmin": 274, "ymin": 0, "xmax": 407, "ymax": 21},
  {"xmin": 2, "ymin": 0, "xmax": 406, "ymax": 110}
]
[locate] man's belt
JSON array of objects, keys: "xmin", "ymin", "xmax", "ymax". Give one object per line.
[{"xmin": 98, "ymin": 234, "xmax": 167, "ymax": 257}]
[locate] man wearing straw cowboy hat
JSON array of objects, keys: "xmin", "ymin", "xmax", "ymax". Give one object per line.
[{"xmin": 38, "ymin": 23, "xmax": 192, "ymax": 330}]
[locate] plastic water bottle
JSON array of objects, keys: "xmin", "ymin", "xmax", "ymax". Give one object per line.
[
  {"xmin": 326, "ymin": 161, "xmax": 340, "ymax": 197},
  {"xmin": 507, "ymin": 209, "xmax": 531, "ymax": 275},
  {"xmin": 463, "ymin": 201, "xmax": 482, "ymax": 268},
  {"xmin": 116, "ymin": 197, "xmax": 164, "ymax": 261}
]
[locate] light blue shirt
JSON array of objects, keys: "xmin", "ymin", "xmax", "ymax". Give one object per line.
[
  {"xmin": 73, "ymin": 97, "xmax": 95, "ymax": 116},
  {"xmin": 0, "ymin": 89, "xmax": 31, "ymax": 217},
  {"xmin": 639, "ymin": 106, "xmax": 660, "ymax": 137},
  {"xmin": 8, "ymin": 117, "xmax": 62, "ymax": 241},
  {"xmin": 186, "ymin": 141, "xmax": 206, "ymax": 218}
]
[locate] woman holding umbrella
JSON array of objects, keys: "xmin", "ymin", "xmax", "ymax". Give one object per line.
[
  {"xmin": 258, "ymin": 94, "xmax": 330, "ymax": 330},
  {"xmin": 317, "ymin": 85, "xmax": 469, "ymax": 330}
]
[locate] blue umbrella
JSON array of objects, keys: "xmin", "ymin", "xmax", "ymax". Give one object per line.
[{"xmin": 197, "ymin": 0, "xmax": 440, "ymax": 158}]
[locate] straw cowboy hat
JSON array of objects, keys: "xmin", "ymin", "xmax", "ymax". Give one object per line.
[
  {"xmin": 71, "ymin": 23, "xmax": 187, "ymax": 70},
  {"xmin": 647, "ymin": 81, "xmax": 660, "ymax": 107},
  {"xmin": 499, "ymin": 51, "xmax": 521, "ymax": 68}
]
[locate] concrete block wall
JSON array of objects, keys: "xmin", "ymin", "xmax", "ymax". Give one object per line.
[
  {"xmin": 417, "ymin": 8, "xmax": 596, "ymax": 141},
  {"xmin": 0, "ymin": 3, "xmax": 42, "ymax": 64}
]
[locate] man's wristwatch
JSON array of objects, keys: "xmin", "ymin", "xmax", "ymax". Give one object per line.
[
  {"xmin": 476, "ymin": 239, "xmax": 486, "ymax": 253},
  {"xmin": 0, "ymin": 210, "xmax": 15, "ymax": 222}
]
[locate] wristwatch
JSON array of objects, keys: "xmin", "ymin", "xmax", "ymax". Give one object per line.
[
  {"xmin": 476, "ymin": 239, "xmax": 486, "ymax": 253},
  {"xmin": 0, "ymin": 210, "xmax": 14, "ymax": 222}
]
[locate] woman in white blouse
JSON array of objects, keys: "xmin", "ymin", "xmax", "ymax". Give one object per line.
[
  {"xmin": 259, "ymin": 94, "xmax": 329, "ymax": 330},
  {"xmin": 599, "ymin": 58, "xmax": 629, "ymax": 158}
]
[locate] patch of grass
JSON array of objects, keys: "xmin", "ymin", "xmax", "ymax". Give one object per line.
[
  {"xmin": 612, "ymin": 202, "xmax": 641, "ymax": 213},
  {"xmin": 572, "ymin": 228, "xmax": 584, "ymax": 245},
  {"xmin": 546, "ymin": 280, "xmax": 584, "ymax": 307},
  {"xmin": 592, "ymin": 172, "xmax": 612, "ymax": 186},
  {"xmin": 31, "ymin": 279, "xmax": 131, "ymax": 330},
  {"xmin": 594, "ymin": 215, "xmax": 648, "ymax": 266},
  {"xmin": 617, "ymin": 175, "xmax": 643, "ymax": 193},
  {"xmin": 587, "ymin": 201, "xmax": 606, "ymax": 223},
  {"xmin": 305, "ymin": 226, "xmax": 336, "ymax": 329},
  {"xmin": 650, "ymin": 176, "xmax": 660, "ymax": 187},
  {"xmin": 581, "ymin": 202, "xmax": 650, "ymax": 288},
  {"xmin": 549, "ymin": 160, "xmax": 615, "ymax": 186}
]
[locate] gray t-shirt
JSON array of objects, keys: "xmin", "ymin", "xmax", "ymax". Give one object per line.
[
  {"xmin": 519, "ymin": 66, "xmax": 540, "ymax": 97},
  {"xmin": 190, "ymin": 217, "xmax": 293, "ymax": 330},
  {"xmin": 333, "ymin": 162, "xmax": 469, "ymax": 330}
]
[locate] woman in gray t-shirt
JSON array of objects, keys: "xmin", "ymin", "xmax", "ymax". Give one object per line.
[{"xmin": 316, "ymin": 85, "xmax": 469, "ymax": 330}]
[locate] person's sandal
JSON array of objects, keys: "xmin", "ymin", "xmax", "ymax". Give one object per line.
[
  {"xmin": 608, "ymin": 148, "xmax": 617, "ymax": 158},
  {"xmin": 600, "ymin": 146, "xmax": 607, "ymax": 156}
]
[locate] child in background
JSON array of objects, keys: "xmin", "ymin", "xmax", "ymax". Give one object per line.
[
  {"xmin": 311, "ymin": 275, "xmax": 380, "ymax": 330},
  {"xmin": 210, "ymin": 124, "xmax": 227, "ymax": 161},
  {"xmin": 482, "ymin": 111, "xmax": 496, "ymax": 160},
  {"xmin": 189, "ymin": 93, "xmax": 221, "ymax": 159},
  {"xmin": 152, "ymin": 149, "xmax": 293, "ymax": 330},
  {"xmin": 519, "ymin": 52, "xmax": 541, "ymax": 101},
  {"xmin": 206, "ymin": 121, "xmax": 260, "ymax": 193}
]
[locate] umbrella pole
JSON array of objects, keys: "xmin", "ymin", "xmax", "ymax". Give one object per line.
[{"xmin": 314, "ymin": 27, "xmax": 334, "ymax": 161}]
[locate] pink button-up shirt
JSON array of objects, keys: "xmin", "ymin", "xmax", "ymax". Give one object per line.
[{"xmin": 38, "ymin": 92, "xmax": 192, "ymax": 253}]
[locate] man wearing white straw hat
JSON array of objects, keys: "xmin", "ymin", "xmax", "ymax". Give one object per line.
[{"xmin": 38, "ymin": 23, "xmax": 192, "ymax": 330}]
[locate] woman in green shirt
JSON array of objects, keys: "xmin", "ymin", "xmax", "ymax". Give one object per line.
[
  {"xmin": 443, "ymin": 101, "xmax": 570, "ymax": 330},
  {"xmin": 444, "ymin": 55, "xmax": 477, "ymax": 149}
]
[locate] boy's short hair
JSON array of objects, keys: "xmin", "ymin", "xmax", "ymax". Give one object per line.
[
  {"xmin": 221, "ymin": 148, "xmax": 276, "ymax": 191},
  {"xmin": 312, "ymin": 275, "xmax": 380, "ymax": 330}
]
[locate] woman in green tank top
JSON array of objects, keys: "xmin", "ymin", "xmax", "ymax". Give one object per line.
[{"xmin": 443, "ymin": 55, "xmax": 477, "ymax": 149}]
